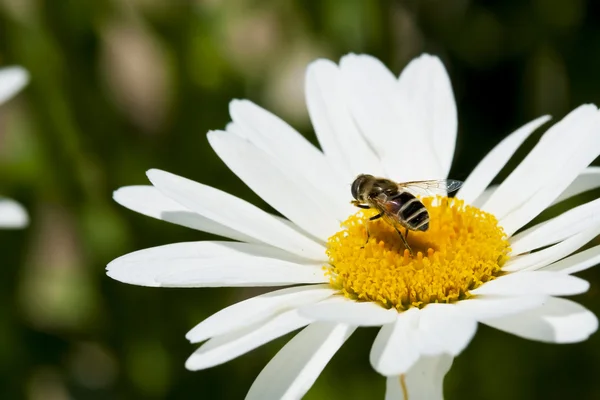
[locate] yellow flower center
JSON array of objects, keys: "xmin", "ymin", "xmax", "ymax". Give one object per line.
[{"xmin": 325, "ymin": 196, "xmax": 510, "ymax": 310}]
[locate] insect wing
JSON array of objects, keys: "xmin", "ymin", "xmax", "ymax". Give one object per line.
[
  {"xmin": 398, "ymin": 179, "xmax": 463, "ymax": 197},
  {"xmin": 368, "ymin": 196, "xmax": 399, "ymax": 221}
]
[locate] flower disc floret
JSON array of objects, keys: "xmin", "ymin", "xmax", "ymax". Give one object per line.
[{"xmin": 326, "ymin": 197, "xmax": 511, "ymax": 310}]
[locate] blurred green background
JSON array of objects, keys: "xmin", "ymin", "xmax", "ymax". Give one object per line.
[{"xmin": 1, "ymin": 0, "xmax": 600, "ymax": 399}]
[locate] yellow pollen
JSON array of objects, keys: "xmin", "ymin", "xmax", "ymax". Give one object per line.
[{"xmin": 325, "ymin": 196, "xmax": 511, "ymax": 310}]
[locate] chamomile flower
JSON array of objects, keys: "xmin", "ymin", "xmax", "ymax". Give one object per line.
[
  {"xmin": 0, "ymin": 66, "xmax": 29, "ymax": 229},
  {"xmin": 108, "ymin": 54, "xmax": 600, "ymax": 399}
]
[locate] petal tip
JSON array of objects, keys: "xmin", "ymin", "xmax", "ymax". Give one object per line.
[
  {"xmin": 146, "ymin": 168, "xmax": 169, "ymax": 183},
  {"xmin": 0, "ymin": 66, "xmax": 30, "ymax": 104},
  {"xmin": 184, "ymin": 332, "xmax": 196, "ymax": 343},
  {"xmin": 339, "ymin": 52, "xmax": 368, "ymax": 65},
  {"xmin": 206, "ymin": 130, "xmax": 224, "ymax": 141},
  {"xmin": 229, "ymin": 98, "xmax": 253, "ymax": 112},
  {"xmin": 306, "ymin": 58, "xmax": 337, "ymax": 75},
  {"xmin": 184, "ymin": 356, "xmax": 199, "ymax": 371},
  {"xmin": 184, "ymin": 351, "xmax": 213, "ymax": 371},
  {"xmin": 112, "ymin": 187, "xmax": 128, "ymax": 202},
  {"xmin": 0, "ymin": 199, "xmax": 29, "ymax": 228}
]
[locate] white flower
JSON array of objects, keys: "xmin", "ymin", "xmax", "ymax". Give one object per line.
[
  {"xmin": 0, "ymin": 66, "xmax": 29, "ymax": 229},
  {"xmin": 108, "ymin": 53, "xmax": 600, "ymax": 400}
]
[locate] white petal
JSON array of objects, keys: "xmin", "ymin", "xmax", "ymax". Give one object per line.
[
  {"xmin": 553, "ymin": 166, "xmax": 600, "ymax": 204},
  {"xmin": 108, "ymin": 240, "xmax": 305, "ymax": 265},
  {"xmin": 0, "ymin": 198, "xmax": 28, "ymax": 228},
  {"xmin": 146, "ymin": 169, "xmax": 325, "ymax": 259},
  {"xmin": 370, "ymin": 309, "xmax": 421, "ymax": 376},
  {"xmin": 107, "ymin": 241, "xmax": 327, "ymax": 287},
  {"xmin": 453, "ymin": 295, "xmax": 548, "ymax": 320},
  {"xmin": 338, "ymin": 54, "xmax": 398, "ymax": 157},
  {"xmin": 225, "ymin": 121, "xmax": 248, "ymax": 139},
  {"xmin": 385, "ymin": 375, "xmax": 408, "ymax": 400},
  {"xmin": 228, "ymin": 100, "xmax": 348, "ymax": 208},
  {"xmin": 503, "ymin": 223, "xmax": 600, "ymax": 272},
  {"xmin": 185, "ymin": 309, "xmax": 310, "ymax": 371},
  {"xmin": 458, "ymin": 116, "xmax": 551, "ymax": 205},
  {"xmin": 339, "ymin": 54, "xmax": 440, "ymax": 181},
  {"xmin": 484, "ymin": 105, "xmax": 600, "ymax": 235},
  {"xmin": 224, "ymin": 122, "xmax": 353, "ymax": 223},
  {"xmin": 208, "ymin": 130, "xmax": 345, "ymax": 240},
  {"xmin": 477, "ymin": 163, "xmax": 599, "ymax": 212},
  {"xmin": 385, "ymin": 354, "xmax": 453, "ymax": 400},
  {"xmin": 246, "ymin": 322, "xmax": 355, "ymax": 400},
  {"xmin": 113, "ymin": 185, "xmax": 258, "ymax": 242},
  {"xmin": 128, "ymin": 257, "xmax": 325, "ymax": 288},
  {"xmin": 299, "ymin": 297, "xmax": 398, "ymax": 326},
  {"xmin": 475, "ymin": 164, "xmax": 600, "ymax": 211},
  {"xmin": 417, "ymin": 304, "xmax": 477, "ymax": 356},
  {"xmin": 510, "ymin": 198, "xmax": 600, "ymax": 255},
  {"xmin": 305, "ymin": 59, "xmax": 383, "ymax": 179},
  {"xmin": 397, "ymin": 54, "xmax": 458, "ymax": 178},
  {"xmin": 482, "ymin": 297, "xmax": 598, "ymax": 343},
  {"xmin": 470, "ymin": 184, "xmax": 497, "ymax": 208},
  {"xmin": 541, "ymin": 245, "xmax": 600, "ymax": 275},
  {"xmin": 157, "ymin": 263, "xmax": 326, "ymax": 288},
  {"xmin": 0, "ymin": 66, "xmax": 29, "ymax": 104},
  {"xmin": 186, "ymin": 285, "xmax": 335, "ymax": 343},
  {"xmin": 482, "ymin": 105, "xmax": 594, "ymax": 217},
  {"xmin": 470, "ymin": 271, "xmax": 589, "ymax": 296},
  {"xmin": 501, "ymin": 152, "xmax": 600, "ymax": 238}
]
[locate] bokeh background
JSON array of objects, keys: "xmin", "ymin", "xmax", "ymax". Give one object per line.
[{"xmin": 1, "ymin": 0, "xmax": 600, "ymax": 399}]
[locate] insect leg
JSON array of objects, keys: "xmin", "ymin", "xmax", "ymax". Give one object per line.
[
  {"xmin": 370, "ymin": 213, "xmax": 382, "ymax": 221},
  {"xmin": 395, "ymin": 227, "xmax": 414, "ymax": 257},
  {"xmin": 361, "ymin": 221, "xmax": 371, "ymax": 249},
  {"xmin": 405, "ymin": 228, "xmax": 409, "ymax": 240},
  {"xmin": 351, "ymin": 200, "xmax": 371, "ymax": 209}
]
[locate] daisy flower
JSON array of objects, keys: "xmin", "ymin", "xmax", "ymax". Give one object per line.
[
  {"xmin": 0, "ymin": 66, "xmax": 29, "ymax": 229},
  {"xmin": 108, "ymin": 53, "xmax": 600, "ymax": 399}
]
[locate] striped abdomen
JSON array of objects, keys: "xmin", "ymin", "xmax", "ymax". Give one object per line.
[{"xmin": 385, "ymin": 191, "xmax": 429, "ymax": 231}]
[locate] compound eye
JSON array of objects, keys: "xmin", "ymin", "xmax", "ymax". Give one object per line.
[{"xmin": 351, "ymin": 177, "xmax": 361, "ymax": 199}]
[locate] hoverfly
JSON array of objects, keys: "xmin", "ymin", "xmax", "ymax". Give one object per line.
[{"xmin": 350, "ymin": 174, "xmax": 463, "ymax": 256}]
